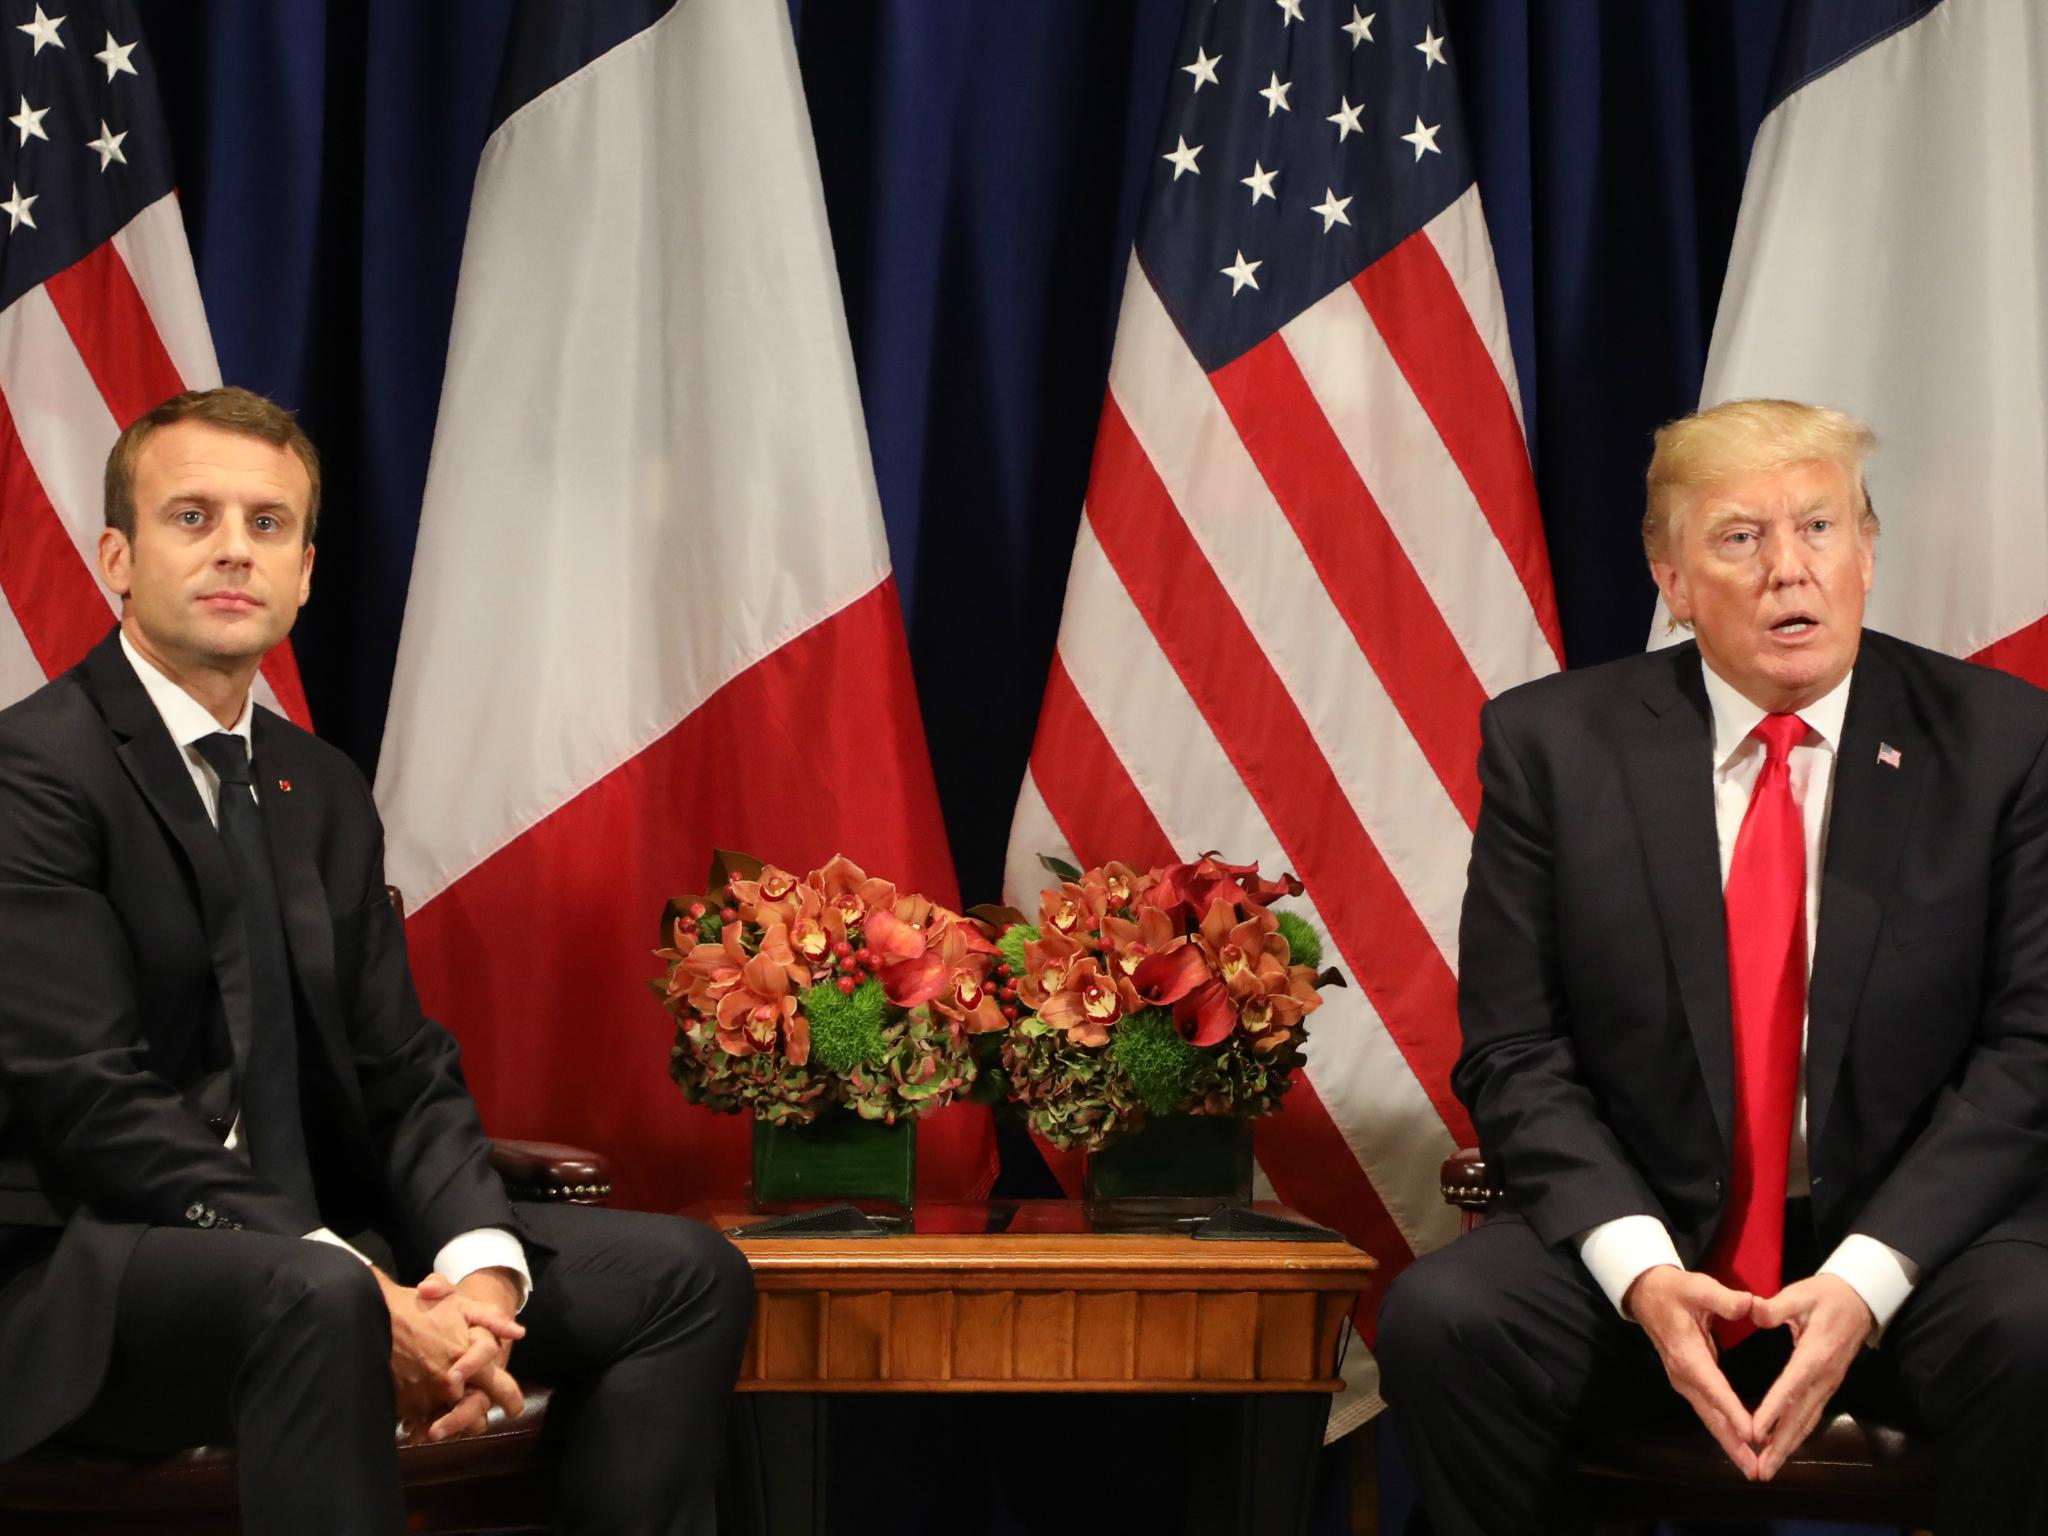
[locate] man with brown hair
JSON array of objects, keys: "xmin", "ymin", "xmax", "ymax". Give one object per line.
[
  {"xmin": 1379, "ymin": 398, "xmax": 2048, "ymax": 1532},
  {"xmin": 0, "ymin": 388, "xmax": 755, "ymax": 1534}
]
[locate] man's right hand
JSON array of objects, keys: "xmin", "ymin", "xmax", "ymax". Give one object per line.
[
  {"xmin": 1624, "ymin": 1264, "xmax": 1759, "ymax": 1478},
  {"xmin": 374, "ymin": 1270, "xmax": 525, "ymax": 1439}
]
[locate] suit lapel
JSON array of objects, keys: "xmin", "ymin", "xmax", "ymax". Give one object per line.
[
  {"xmin": 1621, "ymin": 646, "xmax": 1736, "ymax": 1153},
  {"xmin": 250, "ymin": 712, "xmax": 361, "ymax": 1130},
  {"xmin": 79, "ymin": 634, "xmax": 255, "ymax": 1078},
  {"xmin": 1806, "ymin": 650, "xmax": 1924, "ymax": 1154}
]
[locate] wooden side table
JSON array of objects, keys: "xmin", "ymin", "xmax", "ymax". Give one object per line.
[{"xmin": 713, "ymin": 1202, "xmax": 1378, "ymax": 1536}]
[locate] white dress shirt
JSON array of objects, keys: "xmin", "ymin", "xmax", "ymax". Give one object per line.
[
  {"xmin": 1575, "ymin": 659, "xmax": 1917, "ymax": 1336},
  {"xmin": 119, "ymin": 633, "xmax": 529, "ymax": 1304}
]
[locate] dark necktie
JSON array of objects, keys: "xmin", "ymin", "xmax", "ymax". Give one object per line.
[
  {"xmin": 192, "ymin": 732, "xmax": 321, "ymax": 1228},
  {"xmin": 1706, "ymin": 711, "xmax": 1809, "ymax": 1346}
]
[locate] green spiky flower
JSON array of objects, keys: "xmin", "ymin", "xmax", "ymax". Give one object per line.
[
  {"xmin": 801, "ymin": 977, "xmax": 888, "ymax": 1074},
  {"xmin": 1110, "ymin": 1007, "xmax": 1207, "ymax": 1115},
  {"xmin": 1273, "ymin": 909, "xmax": 1322, "ymax": 970},
  {"xmin": 997, "ymin": 922, "xmax": 1039, "ymax": 977}
]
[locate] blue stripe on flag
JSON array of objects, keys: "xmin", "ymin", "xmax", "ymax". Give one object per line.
[
  {"xmin": 489, "ymin": 0, "xmax": 677, "ymax": 135},
  {"xmin": 1766, "ymin": 0, "xmax": 1943, "ymax": 113}
]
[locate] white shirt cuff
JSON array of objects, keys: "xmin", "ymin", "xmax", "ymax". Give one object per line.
[
  {"xmin": 433, "ymin": 1228, "xmax": 532, "ymax": 1312},
  {"xmin": 303, "ymin": 1227, "xmax": 373, "ymax": 1265},
  {"xmin": 1576, "ymin": 1215, "xmax": 1684, "ymax": 1316},
  {"xmin": 1818, "ymin": 1233, "xmax": 1919, "ymax": 1342}
]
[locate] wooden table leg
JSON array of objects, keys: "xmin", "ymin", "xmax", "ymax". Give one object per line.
[
  {"xmin": 1183, "ymin": 1393, "xmax": 1331, "ymax": 1536},
  {"xmin": 722, "ymin": 1395, "xmax": 825, "ymax": 1536}
]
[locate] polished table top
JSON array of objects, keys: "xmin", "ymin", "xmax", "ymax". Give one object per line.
[{"xmin": 708, "ymin": 1202, "xmax": 1376, "ymax": 1392}]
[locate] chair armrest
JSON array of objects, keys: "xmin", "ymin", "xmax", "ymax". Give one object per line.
[
  {"xmin": 1440, "ymin": 1148, "xmax": 1501, "ymax": 1216},
  {"xmin": 489, "ymin": 1138, "xmax": 613, "ymax": 1205}
]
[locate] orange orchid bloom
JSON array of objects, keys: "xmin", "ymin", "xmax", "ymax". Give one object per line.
[
  {"xmin": 714, "ymin": 951, "xmax": 807, "ymax": 1064},
  {"xmin": 1039, "ymin": 956, "xmax": 1124, "ymax": 1047}
]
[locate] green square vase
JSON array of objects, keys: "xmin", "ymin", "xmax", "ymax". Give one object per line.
[
  {"xmin": 750, "ymin": 1109, "xmax": 916, "ymax": 1212},
  {"xmin": 1084, "ymin": 1113, "xmax": 1254, "ymax": 1219}
]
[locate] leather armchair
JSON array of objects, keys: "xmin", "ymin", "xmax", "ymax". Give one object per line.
[
  {"xmin": 0, "ymin": 1137, "xmax": 610, "ymax": 1536},
  {"xmin": 1439, "ymin": 1147, "xmax": 1935, "ymax": 1525}
]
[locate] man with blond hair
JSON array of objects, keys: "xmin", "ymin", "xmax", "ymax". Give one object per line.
[
  {"xmin": 0, "ymin": 388, "xmax": 753, "ymax": 1534},
  {"xmin": 1380, "ymin": 398, "xmax": 2048, "ymax": 1532}
]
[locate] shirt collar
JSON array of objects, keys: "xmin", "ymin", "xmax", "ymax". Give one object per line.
[
  {"xmin": 1699, "ymin": 656, "xmax": 1853, "ymax": 773},
  {"xmin": 119, "ymin": 629, "xmax": 253, "ymax": 752}
]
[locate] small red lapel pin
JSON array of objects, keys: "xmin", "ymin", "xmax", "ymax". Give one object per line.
[{"xmin": 276, "ymin": 779, "xmax": 292, "ymax": 793}]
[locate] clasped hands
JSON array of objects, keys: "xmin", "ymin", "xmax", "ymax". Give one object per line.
[
  {"xmin": 1623, "ymin": 1265, "xmax": 1873, "ymax": 1481},
  {"xmin": 374, "ymin": 1266, "xmax": 526, "ymax": 1445}
]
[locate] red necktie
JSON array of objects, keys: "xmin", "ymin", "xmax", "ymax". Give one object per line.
[{"xmin": 1706, "ymin": 711, "xmax": 1808, "ymax": 1348}]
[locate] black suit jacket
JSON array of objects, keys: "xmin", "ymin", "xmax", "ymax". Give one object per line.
[
  {"xmin": 0, "ymin": 631, "xmax": 518, "ymax": 1459},
  {"xmin": 1456, "ymin": 630, "xmax": 2048, "ymax": 1277}
]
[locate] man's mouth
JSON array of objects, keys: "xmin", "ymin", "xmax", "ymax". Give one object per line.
[
  {"xmin": 197, "ymin": 592, "xmax": 262, "ymax": 611},
  {"xmin": 1769, "ymin": 612, "xmax": 1818, "ymax": 637}
]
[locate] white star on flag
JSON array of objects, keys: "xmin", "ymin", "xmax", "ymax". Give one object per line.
[
  {"xmin": 1342, "ymin": 8, "xmax": 1376, "ymax": 47},
  {"xmin": 1328, "ymin": 96, "xmax": 1365, "ymax": 141},
  {"xmin": 1417, "ymin": 26, "xmax": 1448, "ymax": 68},
  {"xmin": 1401, "ymin": 115, "xmax": 1442, "ymax": 160},
  {"xmin": 2, "ymin": 182, "xmax": 37, "ymax": 233},
  {"xmin": 87, "ymin": 119, "xmax": 127, "ymax": 171},
  {"xmin": 10, "ymin": 95, "xmax": 49, "ymax": 147},
  {"xmin": 1310, "ymin": 187, "xmax": 1352, "ymax": 231},
  {"xmin": 95, "ymin": 30, "xmax": 138, "ymax": 81},
  {"xmin": 1258, "ymin": 71, "xmax": 1292, "ymax": 116},
  {"xmin": 16, "ymin": 5, "xmax": 63, "ymax": 54},
  {"xmin": 1183, "ymin": 46, "xmax": 1221, "ymax": 91},
  {"xmin": 1220, "ymin": 249, "xmax": 1262, "ymax": 294},
  {"xmin": 1275, "ymin": 0, "xmax": 1304, "ymax": 25},
  {"xmin": 1162, "ymin": 135, "xmax": 1203, "ymax": 180},
  {"xmin": 1241, "ymin": 161, "xmax": 1278, "ymax": 204}
]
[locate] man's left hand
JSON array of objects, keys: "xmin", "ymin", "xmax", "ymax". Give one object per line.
[
  {"xmin": 411, "ymin": 1268, "xmax": 526, "ymax": 1443},
  {"xmin": 1747, "ymin": 1274, "xmax": 1874, "ymax": 1480}
]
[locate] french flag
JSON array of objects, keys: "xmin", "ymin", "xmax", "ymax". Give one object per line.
[{"xmin": 375, "ymin": 0, "xmax": 995, "ymax": 1212}]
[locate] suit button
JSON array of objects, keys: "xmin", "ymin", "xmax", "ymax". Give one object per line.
[
  {"xmin": 185, "ymin": 1202, "xmax": 205, "ymax": 1223},
  {"xmin": 206, "ymin": 1116, "xmax": 230, "ymax": 1137},
  {"xmin": 1713, "ymin": 1178, "xmax": 1724, "ymax": 1198},
  {"xmin": 197, "ymin": 1210, "xmax": 217, "ymax": 1229},
  {"xmin": 1810, "ymin": 1175, "xmax": 1824, "ymax": 1190}
]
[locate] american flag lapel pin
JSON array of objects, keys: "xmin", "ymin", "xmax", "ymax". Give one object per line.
[
  {"xmin": 1876, "ymin": 743, "xmax": 1902, "ymax": 770},
  {"xmin": 276, "ymin": 779, "xmax": 292, "ymax": 793}
]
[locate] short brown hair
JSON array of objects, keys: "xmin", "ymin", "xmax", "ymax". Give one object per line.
[
  {"xmin": 1643, "ymin": 398, "xmax": 1877, "ymax": 563},
  {"xmin": 103, "ymin": 387, "xmax": 322, "ymax": 544}
]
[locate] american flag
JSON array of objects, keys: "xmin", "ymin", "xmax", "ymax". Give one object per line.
[
  {"xmin": 0, "ymin": 0, "xmax": 309, "ymax": 722},
  {"xmin": 1003, "ymin": 0, "xmax": 1560, "ymax": 1429}
]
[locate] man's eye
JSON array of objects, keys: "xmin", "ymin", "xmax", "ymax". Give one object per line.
[
  {"xmin": 1724, "ymin": 530, "xmax": 1754, "ymax": 546},
  {"xmin": 1809, "ymin": 518, "xmax": 1833, "ymax": 534},
  {"xmin": 175, "ymin": 509, "xmax": 204, "ymax": 526},
  {"xmin": 253, "ymin": 515, "xmax": 278, "ymax": 533}
]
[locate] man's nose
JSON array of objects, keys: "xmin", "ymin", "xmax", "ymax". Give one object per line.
[
  {"xmin": 212, "ymin": 514, "xmax": 255, "ymax": 564},
  {"xmin": 1761, "ymin": 527, "xmax": 1806, "ymax": 584}
]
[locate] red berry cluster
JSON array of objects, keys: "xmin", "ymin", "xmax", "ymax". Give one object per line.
[
  {"xmin": 995, "ymin": 961, "xmax": 1020, "ymax": 1021},
  {"xmin": 825, "ymin": 935, "xmax": 882, "ymax": 995}
]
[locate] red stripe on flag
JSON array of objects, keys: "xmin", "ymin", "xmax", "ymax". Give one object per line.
[
  {"xmin": 1027, "ymin": 654, "xmax": 1177, "ymax": 869},
  {"xmin": 401, "ymin": 578, "xmax": 994, "ymax": 1213},
  {"xmin": 1353, "ymin": 233, "xmax": 1563, "ymax": 664},
  {"xmin": 258, "ymin": 648, "xmax": 313, "ymax": 729},
  {"xmin": 1087, "ymin": 395, "xmax": 1472, "ymax": 1144},
  {"xmin": 43, "ymin": 244, "xmax": 186, "ymax": 429},
  {"xmin": 1971, "ymin": 614, "xmax": 2048, "ymax": 690},
  {"xmin": 1211, "ymin": 334, "xmax": 1485, "ymax": 827},
  {"xmin": 0, "ymin": 392, "xmax": 112, "ymax": 677}
]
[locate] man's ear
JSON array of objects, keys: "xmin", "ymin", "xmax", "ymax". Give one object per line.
[
  {"xmin": 97, "ymin": 527, "xmax": 132, "ymax": 599},
  {"xmin": 1650, "ymin": 556, "xmax": 1693, "ymax": 626},
  {"xmin": 297, "ymin": 539, "xmax": 315, "ymax": 607}
]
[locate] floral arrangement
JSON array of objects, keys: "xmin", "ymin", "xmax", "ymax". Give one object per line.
[
  {"xmin": 992, "ymin": 854, "xmax": 1340, "ymax": 1152},
  {"xmin": 654, "ymin": 852, "xmax": 1007, "ymax": 1127}
]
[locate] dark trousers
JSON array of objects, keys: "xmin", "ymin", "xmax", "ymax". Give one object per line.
[
  {"xmin": 1377, "ymin": 1210, "xmax": 2048, "ymax": 1535},
  {"xmin": 60, "ymin": 1201, "xmax": 756, "ymax": 1536}
]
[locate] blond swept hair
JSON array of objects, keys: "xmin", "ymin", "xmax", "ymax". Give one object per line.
[
  {"xmin": 1643, "ymin": 398, "xmax": 1878, "ymax": 562},
  {"xmin": 104, "ymin": 387, "xmax": 322, "ymax": 545}
]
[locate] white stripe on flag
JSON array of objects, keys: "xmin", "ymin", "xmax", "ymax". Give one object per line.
[
  {"xmin": 1052, "ymin": 524, "xmax": 1452, "ymax": 1250},
  {"xmin": 0, "ymin": 287, "xmax": 122, "ymax": 583},
  {"xmin": 110, "ymin": 196, "xmax": 224, "ymax": 391},
  {"xmin": 1002, "ymin": 769, "xmax": 1077, "ymax": 914},
  {"xmin": 377, "ymin": 0, "xmax": 895, "ymax": 907},
  {"xmin": 0, "ymin": 600, "xmax": 45, "ymax": 703},
  {"xmin": 1106, "ymin": 262, "xmax": 1469, "ymax": 967},
  {"xmin": 1279, "ymin": 282, "xmax": 1554, "ymax": 701}
]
